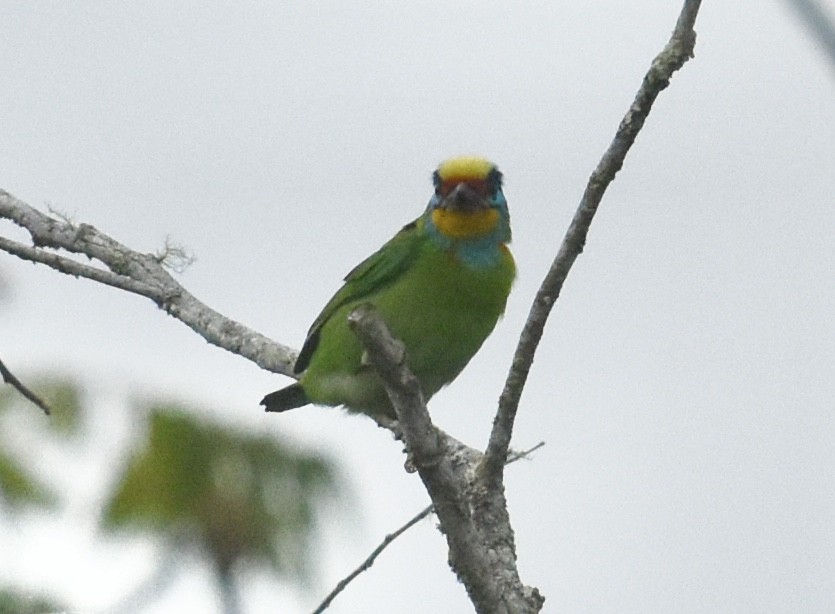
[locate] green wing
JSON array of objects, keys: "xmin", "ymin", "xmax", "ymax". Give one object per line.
[{"xmin": 294, "ymin": 218, "xmax": 425, "ymax": 373}]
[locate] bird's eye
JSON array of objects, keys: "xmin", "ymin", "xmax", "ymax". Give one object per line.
[
  {"xmin": 431, "ymin": 170, "xmax": 442, "ymax": 195},
  {"xmin": 486, "ymin": 168, "xmax": 504, "ymax": 200}
]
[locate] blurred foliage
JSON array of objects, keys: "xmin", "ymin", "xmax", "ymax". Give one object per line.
[
  {"xmin": 0, "ymin": 374, "xmax": 344, "ymax": 611},
  {"xmin": 28, "ymin": 377, "xmax": 83, "ymax": 435},
  {"xmin": 0, "ymin": 452, "xmax": 56, "ymax": 510},
  {"xmin": 103, "ymin": 405, "xmax": 339, "ymax": 580},
  {"xmin": 0, "ymin": 588, "xmax": 62, "ymax": 614},
  {"xmin": 0, "ymin": 375, "xmax": 80, "ymax": 511},
  {"xmin": 0, "ymin": 375, "xmax": 82, "ymax": 434}
]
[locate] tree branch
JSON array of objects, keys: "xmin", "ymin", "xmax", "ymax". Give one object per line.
[
  {"xmin": 348, "ymin": 304, "xmax": 544, "ymax": 614},
  {"xmin": 0, "ymin": 189, "xmax": 297, "ymax": 377},
  {"xmin": 483, "ymin": 0, "xmax": 703, "ymax": 484}
]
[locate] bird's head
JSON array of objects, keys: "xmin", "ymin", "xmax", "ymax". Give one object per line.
[{"xmin": 426, "ymin": 156, "xmax": 511, "ymax": 244}]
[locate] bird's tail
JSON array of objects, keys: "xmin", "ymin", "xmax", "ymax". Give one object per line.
[{"xmin": 261, "ymin": 383, "xmax": 310, "ymax": 412}]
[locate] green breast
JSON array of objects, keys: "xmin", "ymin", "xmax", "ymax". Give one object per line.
[{"xmin": 300, "ymin": 240, "xmax": 515, "ymax": 416}]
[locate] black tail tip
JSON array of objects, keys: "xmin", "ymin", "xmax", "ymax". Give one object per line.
[{"xmin": 261, "ymin": 383, "xmax": 309, "ymax": 413}]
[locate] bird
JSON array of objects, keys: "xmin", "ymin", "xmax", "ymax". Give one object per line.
[{"xmin": 261, "ymin": 155, "xmax": 515, "ymax": 419}]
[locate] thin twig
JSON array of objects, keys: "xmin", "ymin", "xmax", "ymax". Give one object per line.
[
  {"xmin": 506, "ymin": 441, "xmax": 546, "ymax": 465},
  {"xmin": 482, "ymin": 0, "xmax": 703, "ymax": 484},
  {"xmin": 0, "ymin": 356, "xmax": 51, "ymax": 415},
  {"xmin": 311, "ymin": 504, "xmax": 434, "ymax": 614},
  {"xmin": 0, "ymin": 236, "xmax": 159, "ymax": 295}
]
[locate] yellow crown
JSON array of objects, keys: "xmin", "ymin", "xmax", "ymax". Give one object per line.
[{"xmin": 436, "ymin": 156, "xmax": 496, "ymax": 181}]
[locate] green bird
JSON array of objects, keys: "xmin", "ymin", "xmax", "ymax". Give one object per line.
[{"xmin": 261, "ymin": 156, "xmax": 515, "ymax": 419}]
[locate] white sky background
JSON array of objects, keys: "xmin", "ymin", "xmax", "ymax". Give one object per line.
[{"xmin": 2, "ymin": 1, "xmax": 835, "ymax": 612}]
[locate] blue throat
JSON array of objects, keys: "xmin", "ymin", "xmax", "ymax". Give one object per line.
[{"xmin": 425, "ymin": 222, "xmax": 506, "ymax": 269}]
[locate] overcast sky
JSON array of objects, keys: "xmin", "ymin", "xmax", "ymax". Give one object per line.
[{"xmin": 2, "ymin": 1, "xmax": 835, "ymax": 613}]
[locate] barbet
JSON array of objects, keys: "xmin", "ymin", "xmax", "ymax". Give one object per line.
[{"xmin": 261, "ymin": 156, "xmax": 515, "ymax": 418}]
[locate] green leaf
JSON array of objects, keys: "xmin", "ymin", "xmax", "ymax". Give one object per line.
[
  {"xmin": 0, "ymin": 452, "xmax": 56, "ymax": 510},
  {"xmin": 31, "ymin": 378, "xmax": 83, "ymax": 434},
  {"xmin": 103, "ymin": 405, "xmax": 340, "ymax": 581},
  {"xmin": 0, "ymin": 374, "xmax": 83, "ymax": 434},
  {"xmin": 0, "ymin": 588, "xmax": 62, "ymax": 614}
]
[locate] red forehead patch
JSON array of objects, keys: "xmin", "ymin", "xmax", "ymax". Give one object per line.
[{"xmin": 438, "ymin": 177, "xmax": 490, "ymax": 198}]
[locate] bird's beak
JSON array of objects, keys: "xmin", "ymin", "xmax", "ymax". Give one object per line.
[{"xmin": 439, "ymin": 183, "xmax": 489, "ymax": 213}]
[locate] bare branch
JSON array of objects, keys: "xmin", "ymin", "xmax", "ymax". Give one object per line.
[
  {"xmin": 0, "ymin": 189, "xmax": 297, "ymax": 377},
  {"xmin": 0, "ymin": 235, "xmax": 159, "ymax": 295},
  {"xmin": 0, "ymin": 356, "xmax": 51, "ymax": 415},
  {"xmin": 483, "ymin": 0, "xmax": 703, "ymax": 484}
]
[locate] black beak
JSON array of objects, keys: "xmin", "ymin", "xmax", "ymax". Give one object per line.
[{"xmin": 440, "ymin": 183, "xmax": 488, "ymax": 213}]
